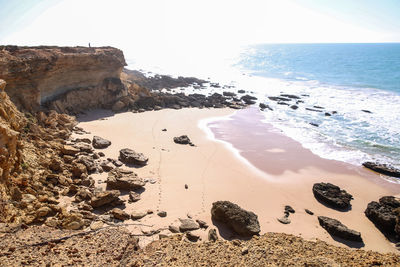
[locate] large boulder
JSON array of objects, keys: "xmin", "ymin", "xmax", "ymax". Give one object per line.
[
  {"xmin": 92, "ymin": 136, "xmax": 111, "ymax": 149},
  {"xmin": 318, "ymin": 216, "xmax": 362, "ymax": 242},
  {"xmin": 106, "ymin": 168, "xmax": 145, "ymax": 190},
  {"xmin": 312, "ymin": 183, "xmax": 353, "ymax": 209},
  {"xmin": 362, "ymin": 162, "xmax": 400, "ymax": 178},
  {"xmin": 119, "ymin": 148, "xmax": 148, "ymax": 166},
  {"xmin": 90, "ymin": 190, "xmax": 121, "ymax": 208},
  {"xmin": 211, "ymin": 201, "xmax": 260, "ymax": 236},
  {"xmin": 365, "ymin": 196, "xmax": 400, "ymax": 238}
]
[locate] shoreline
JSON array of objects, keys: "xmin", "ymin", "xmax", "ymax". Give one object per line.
[{"xmin": 73, "ymin": 107, "xmax": 400, "ymax": 253}]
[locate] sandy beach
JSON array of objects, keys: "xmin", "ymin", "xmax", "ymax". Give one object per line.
[{"xmin": 73, "ymin": 107, "xmax": 400, "ymax": 253}]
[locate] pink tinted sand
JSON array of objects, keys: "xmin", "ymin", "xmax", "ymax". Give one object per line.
[{"xmin": 74, "ymin": 107, "xmax": 400, "ymax": 253}]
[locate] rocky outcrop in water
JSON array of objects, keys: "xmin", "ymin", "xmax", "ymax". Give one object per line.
[
  {"xmin": 0, "ymin": 46, "xmax": 127, "ymax": 113},
  {"xmin": 362, "ymin": 162, "xmax": 400, "ymax": 178}
]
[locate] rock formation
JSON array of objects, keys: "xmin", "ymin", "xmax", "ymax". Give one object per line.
[
  {"xmin": 0, "ymin": 46, "xmax": 127, "ymax": 113},
  {"xmin": 318, "ymin": 216, "xmax": 363, "ymax": 242},
  {"xmin": 362, "ymin": 162, "xmax": 400, "ymax": 178},
  {"xmin": 365, "ymin": 196, "xmax": 400, "ymax": 239},
  {"xmin": 312, "ymin": 182, "xmax": 353, "ymax": 210},
  {"xmin": 211, "ymin": 201, "xmax": 260, "ymax": 236}
]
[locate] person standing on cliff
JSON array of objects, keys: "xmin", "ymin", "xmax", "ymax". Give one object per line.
[{"xmin": 89, "ymin": 42, "xmax": 91, "ymax": 48}]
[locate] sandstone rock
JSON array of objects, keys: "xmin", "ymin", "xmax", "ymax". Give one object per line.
[
  {"xmin": 318, "ymin": 216, "xmax": 362, "ymax": 242},
  {"xmin": 179, "ymin": 218, "xmax": 200, "ymax": 232},
  {"xmin": 74, "ymin": 142, "xmax": 93, "ymax": 153},
  {"xmin": 312, "ymin": 183, "xmax": 353, "ymax": 210},
  {"xmin": 362, "ymin": 162, "xmax": 400, "ymax": 178},
  {"xmin": 365, "ymin": 196, "xmax": 400, "ymax": 237},
  {"xmin": 62, "ymin": 213, "xmax": 84, "ymax": 230},
  {"xmin": 72, "ymin": 163, "xmax": 87, "ymax": 177},
  {"xmin": 111, "ymin": 208, "xmax": 130, "ymax": 220},
  {"xmin": 112, "ymin": 101, "xmax": 126, "ymax": 112},
  {"xmin": 128, "ymin": 191, "xmax": 141, "ymax": 202},
  {"xmin": 92, "ymin": 136, "xmax": 111, "ymax": 149},
  {"xmin": 90, "ymin": 221, "xmax": 104, "ymax": 230},
  {"xmin": 208, "ymin": 228, "xmax": 218, "ymax": 242},
  {"xmin": 61, "ymin": 145, "xmax": 80, "ymax": 156},
  {"xmin": 211, "ymin": 201, "xmax": 260, "ymax": 236},
  {"xmin": 169, "ymin": 225, "xmax": 180, "ymax": 233},
  {"xmin": 119, "ymin": 148, "xmax": 148, "ymax": 166},
  {"xmin": 131, "ymin": 211, "xmax": 147, "ymax": 220},
  {"xmin": 36, "ymin": 206, "xmax": 52, "ymax": 218},
  {"xmin": 77, "ymin": 155, "xmax": 97, "ymax": 173},
  {"xmin": 106, "ymin": 168, "xmax": 145, "ymax": 190},
  {"xmin": 100, "ymin": 160, "xmax": 114, "ymax": 172},
  {"xmin": 90, "ymin": 190, "xmax": 121, "ymax": 208},
  {"xmin": 0, "ymin": 46, "xmax": 127, "ymax": 113}
]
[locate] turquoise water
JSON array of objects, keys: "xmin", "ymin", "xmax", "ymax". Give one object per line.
[
  {"xmin": 239, "ymin": 43, "xmax": 400, "ymax": 93},
  {"xmin": 236, "ymin": 43, "xmax": 400, "ymax": 173}
]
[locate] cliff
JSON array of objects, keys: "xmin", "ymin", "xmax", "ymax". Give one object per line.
[{"xmin": 0, "ymin": 46, "xmax": 127, "ymax": 113}]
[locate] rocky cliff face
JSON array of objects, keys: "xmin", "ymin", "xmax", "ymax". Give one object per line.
[{"xmin": 0, "ymin": 46, "xmax": 127, "ymax": 113}]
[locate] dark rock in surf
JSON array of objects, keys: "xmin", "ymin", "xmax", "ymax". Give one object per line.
[{"xmin": 362, "ymin": 162, "xmax": 400, "ymax": 178}]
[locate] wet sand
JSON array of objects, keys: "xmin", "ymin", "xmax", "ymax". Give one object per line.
[{"xmin": 73, "ymin": 107, "xmax": 400, "ymax": 253}]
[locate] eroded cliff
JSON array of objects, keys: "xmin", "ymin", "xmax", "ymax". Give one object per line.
[{"xmin": 0, "ymin": 46, "xmax": 127, "ymax": 113}]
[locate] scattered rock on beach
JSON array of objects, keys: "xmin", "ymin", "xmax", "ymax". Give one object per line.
[
  {"xmin": 309, "ymin": 122, "xmax": 319, "ymax": 127},
  {"xmin": 362, "ymin": 162, "xmax": 400, "ymax": 178},
  {"xmin": 90, "ymin": 190, "xmax": 121, "ymax": 208},
  {"xmin": 111, "ymin": 208, "xmax": 130, "ymax": 220},
  {"xmin": 211, "ymin": 200, "xmax": 260, "ymax": 236},
  {"xmin": 186, "ymin": 232, "xmax": 200, "ymax": 242},
  {"xmin": 365, "ymin": 196, "xmax": 400, "ymax": 238},
  {"xmin": 318, "ymin": 216, "xmax": 363, "ymax": 242},
  {"xmin": 285, "ymin": 205, "xmax": 295, "ymax": 214},
  {"xmin": 305, "ymin": 209, "xmax": 314, "ymax": 215},
  {"xmin": 179, "ymin": 218, "xmax": 200, "ymax": 232},
  {"xmin": 174, "ymin": 135, "xmax": 193, "ymax": 145},
  {"xmin": 131, "ymin": 211, "xmax": 147, "ymax": 220},
  {"xmin": 106, "ymin": 168, "xmax": 145, "ymax": 190},
  {"xmin": 185, "ymin": 184, "xmax": 188, "ymax": 189},
  {"xmin": 128, "ymin": 191, "xmax": 141, "ymax": 202},
  {"xmin": 119, "ymin": 148, "xmax": 148, "ymax": 166},
  {"xmin": 92, "ymin": 136, "xmax": 111, "ymax": 149},
  {"xmin": 157, "ymin": 211, "xmax": 167, "ymax": 217},
  {"xmin": 208, "ymin": 228, "xmax": 218, "ymax": 242},
  {"xmin": 196, "ymin": 219, "xmax": 209, "ymax": 229},
  {"xmin": 312, "ymin": 182, "xmax": 353, "ymax": 210},
  {"xmin": 277, "ymin": 215, "xmax": 291, "ymax": 224},
  {"xmin": 169, "ymin": 225, "xmax": 180, "ymax": 233}
]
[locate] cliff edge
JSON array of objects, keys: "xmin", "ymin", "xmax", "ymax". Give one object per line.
[{"xmin": 0, "ymin": 46, "xmax": 127, "ymax": 113}]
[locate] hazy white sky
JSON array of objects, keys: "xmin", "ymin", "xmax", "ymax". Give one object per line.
[{"xmin": 1, "ymin": 0, "xmax": 399, "ymax": 72}]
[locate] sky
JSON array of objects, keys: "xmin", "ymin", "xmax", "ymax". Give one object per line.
[{"xmin": 1, "ymin": 0, "xmax": 399, "ymax": 73}]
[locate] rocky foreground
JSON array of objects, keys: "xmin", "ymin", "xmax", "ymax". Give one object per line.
[{"xmin": 0, "ymin": 225, "xmax": 399, "ymax": 266}]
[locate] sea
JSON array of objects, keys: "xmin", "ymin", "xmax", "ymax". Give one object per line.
[{"xmin": 126, "ymin": 43, "xmax": 400, "ymax": 175}]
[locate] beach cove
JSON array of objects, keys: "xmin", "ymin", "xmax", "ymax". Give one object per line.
[{"xmin": 72, "ymin": 106, "xmax": 400, "ymax": 253}]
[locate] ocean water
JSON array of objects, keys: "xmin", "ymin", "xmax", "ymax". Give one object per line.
[
  {"xmin": 236, "ymin": 43, "xmax": 400, "ymax": 173},
  {"xmin": 127, "ymin": 43, "xmax": 400, "ymax": 175}
]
